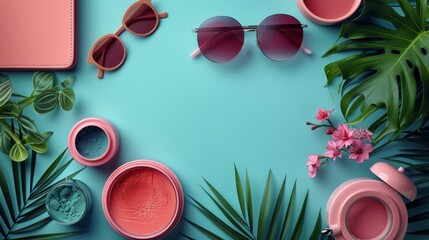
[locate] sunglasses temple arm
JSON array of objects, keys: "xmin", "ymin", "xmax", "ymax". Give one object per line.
[
  {"xmin": 190, "ymin": 48, "xmax": 201, "ymax": 58},
  {"xmin": 97, "ymin": 69, "xmax": 104, "ymax": 79},
  {"xmin": 158, "ymin": 12, "xmax": 168, "ymax": 18},
  {"xmin": 301, "ymin": 45, "xmax": 312, "ymax": 55}
]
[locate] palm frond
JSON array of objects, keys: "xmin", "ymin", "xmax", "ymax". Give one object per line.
[
  {"xmin": 185, "ymin": 166, "xmax": 321, "ymax": 239},
  {"xmin": 0, "ymin": 148, "xmax": 84, "ymax": 239}
]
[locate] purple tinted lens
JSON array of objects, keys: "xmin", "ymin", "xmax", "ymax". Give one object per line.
[
  {"xmin": 92, "ymin": 36, "xmax": 125, "ymax": 68},
  {"xmin": 124, "ymin": 3, "xmax": 157, "ymax": 35},
  {"xmin": 197, "ymin": 16, "xmax": 244, "ymax": 63},
  {"xmin": 257, "ymin": 14, "xmax": 303, "ymax": 61}
]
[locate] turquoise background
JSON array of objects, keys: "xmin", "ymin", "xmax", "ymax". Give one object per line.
[{"xmin": 4, "ymin": 0, "xmax": 422, "ymax": 239}]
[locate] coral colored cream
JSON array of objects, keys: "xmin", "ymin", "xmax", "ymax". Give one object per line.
[
  {"xmin": 296, "ymin": 0, "xmax": 361, "ymax": 25},
  {"xmin": 109, "ymin": 168, "xmax": 176, "ymax": 235},
  {"xmin": 102, "ymin": 160, "xmax": 184, "ymax": 239},
  {"xmin": 346, "ymin": 198, "xmax": 388, "ymax": 239},
  {"xmin": 326, "ymin": 163, "xmax": 417, "ymax": 240}
]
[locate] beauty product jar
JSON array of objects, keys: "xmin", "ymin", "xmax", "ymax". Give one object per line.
[
  {"xmin": 296, "ymin": 0, "xmax": 361, "ymax": 25},
  {"xmin": 68, "ymin": 118, "xmax": 119, "ymax": 167},
  {"xmin": 45, "ymin": 179, "xmax": 92, "ymax": 225},
  {"xmin": 325, "ymin": 162, "xmax": 416, "ymax": 240},
  {"xmin": 102, "ymin": 160, "xmax": 184, "ymax": 239}
]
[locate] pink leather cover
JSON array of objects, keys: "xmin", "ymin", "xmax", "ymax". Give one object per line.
[{"xmin": 0, "ymin": 0, "xmax": 77, "ymax": 70}]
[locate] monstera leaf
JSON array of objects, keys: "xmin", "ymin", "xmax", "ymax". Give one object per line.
[{"xmin": 324, "ymin": 0, "xmax": 429, "ymax": 142}]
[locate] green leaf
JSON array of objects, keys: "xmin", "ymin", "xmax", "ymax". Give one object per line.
[
  {"xmin": 11, "ymin": 216, "xmax": 52, "ymax": 234},
  {"xmin": 280, "ymin": 181, "xmax": 296, "ymax": 240},
  {"xmin": 41, "ymin": 131, "xmax": 53, "ymax": 140},
  {"xmin": 33, "ymin": 90, "xmax": 57, "ymax": 114},
  {"xmin": 61, "ymin": 75, "xmax": 75, "ymax": 88},
  {"xmin": 32, "ymin": 72, "xmax": 54, "ymax": 92},
  {"xmin": 0, "ymin": 77, "xmax": 12, "ymax": 108},
  {"xmin": 185, "ymin": 167, "xmax": 318, "ymax": 240},
  {"xmin": 409, "ymin": 210, "xmax": 429, "ymax": 223},
  {"xmin": 184, "ymin": 218, "xmax": 223, "ymax": 240},
  {"xmin": 234, "ymin": 164, "xmax": 246, "ymax": 219},
  {"xmin": 25, "ymin": 131, "xmax": 44, "ymax": 145},
  {"xmin": 188, "ymin": 196, "xmax": 248, "ymax": 239},
  {"xmin": 203, "ymin": 178, "xmax": 248, "ymax": 227},
  {"xmin": 28, "ymin": 141, "xmax": 48, "ymax": 154},
  {"xmin": 267, "ymin": 176, "xmax": 286, "ymax": 240},
  {"xmin": 257, "ymin": 170, "xmax": 272, "ymax": 240},
  {"xmin": 0, "ymin": 200, "xmax": 11, "ymax": 229},
  {"xmin": 0, "ymin": 222, "xmax": 5, "ymax": 238},
  {"xmin": 407, "ymin": 195, "xmax": 429, "ymax": 209},
  {"xmin": 309, "ymin": 209, "xmax": 322, "ymax": 240},
  {"xmin": 20, "ymin": 160, "xmax": 27, "ymax": 207},
  {"xmin": 200, "ymin": 187, "xmax": 252, "ymax": 239},
  {"xmin": 17, "ymin": 116, "xmax": 38, "ymax": 134},
  {"xmin": 30, "ymin": 166, "xmax": 85, "ymax": 201},
  {"xmin": 17, "ymin": 204, "xmax": 46, "ymax": 223},
  {"xmin": 324, "ymin": 0, "xmax": 429, "ymax": 142},
  {"xmin": 12, "ymin": 161, "xmax": 22, "ymax": 210},
  {"xmin": 11, "ymin": 232, "xmax": 81, "ymax": 240},
  {"xmin": 407, "ymin": 229, "xmax": 429, "ymax": 235},
  {"xmin": 291, "ymin": 190, "xmax": 309, "ymax": 240},
  {"xmin": 10, "ymin": 143, "xmax": 28, "ymax": 162},
  {"xmin": 245, "ymin": 169, "xmax": 253, "ymax": 233},
  {"xmin": 33, "ymin": 149, "xmax": 66, "ymax": 190},
  {"xmin": 58, "ymin": 88, "xmax": 75, "ymax": 111},
  {"xmin": 24, "ymin": 193, "xmax": 46, "ymax": 211},
  {"xmin": 0, "ymin": 112, "xmax": 14, "ymax": 119},
  {"xmin": 30, "ymin": 150, "xmax": 36, "ymax": 190},
  {"xmin": 0, "ymin": 166, "xmax": 15, "ymax": 221},
  {"xmin": 0, "ymin": 130, "xmax": 12, "ymax": 155}
]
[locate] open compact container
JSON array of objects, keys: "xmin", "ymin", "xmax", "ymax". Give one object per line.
[
  {"xmin": 296, "ymin": 0, "xmax": 362, "ymax": 25},
  {"xmin": 325, "ymin": 162, "xmax": 416, "ymax": 240},
  {"xmin": 68, "ymin": 118, "xmax": 119, "ymax": 167},
  {"xmin": 45, "ymin": 179, "xmax": 92, "ymax": 225},
  {"xmin": 102, "ymin": 160, "xmax": 184, "ymax": 239}
]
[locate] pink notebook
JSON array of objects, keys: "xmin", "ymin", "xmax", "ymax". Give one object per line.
[{"xmin": 0, "ymin": 0, "xmax": 77, "ymax": 70}]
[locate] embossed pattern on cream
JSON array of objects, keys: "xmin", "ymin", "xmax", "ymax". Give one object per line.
[{"xmin": 109, "ymin": 168, "xmax": 176, "ymax": 235}]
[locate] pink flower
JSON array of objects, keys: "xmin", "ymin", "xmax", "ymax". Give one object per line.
[
  {"xmin": 324, "ymin": 141, "xmax": 342, "ymax": 160},
  {"xmin": 325, "ymin": 128, "xmax": 335, "ymax": 135},
  {"xmin": 315, "ymin": 108, "xmax": 334, "ymax": 122},
  {"xmin": 307, "ymin": 155, "xmax": 322, "ymax": 178},
  {"xmin": 332, "ymin": 124, "xmax": 354, "ymax": 148},
  {"xmin": 348, "ymin": 140, "xmax": 373, "ymax": 163},
  {"xmin": 353, "ymin": 127, "xmax": 373, "ymax": 142}
]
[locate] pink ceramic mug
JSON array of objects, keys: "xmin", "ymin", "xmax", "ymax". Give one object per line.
[
  {"xmin": 102, "ymin": 160, "xmax": 184, "ymax": 239},
  {"xmin": 296, "ymin": 0, "xmax": 362, "ymax": 25},
  {"xmin": 325, "ymin": 162, "xmax": 416, "ymax": 240},
  {"xmin": 68, "ymin": 118, "xmax": 120, "ymax": 167}
]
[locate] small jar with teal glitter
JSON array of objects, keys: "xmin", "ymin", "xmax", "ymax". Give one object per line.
[{"xmin": 46, "ymin": 179, "xmax": 92, "ymax": 225}]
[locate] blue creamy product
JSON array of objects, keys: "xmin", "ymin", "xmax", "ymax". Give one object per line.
[{"xmin": 75, "ymin": 126, "xmax": 108, "ymax": 159}]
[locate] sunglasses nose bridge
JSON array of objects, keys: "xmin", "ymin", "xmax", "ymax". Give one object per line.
[{"xmin": 242, "ymin": 25, "xmax": 258, "ymax": 32}]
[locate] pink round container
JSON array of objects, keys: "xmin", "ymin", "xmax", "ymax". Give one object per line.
[
  {"xmin": 296, "ymin": 0, "xmax": 362, "ymax": 25},
  {"xmin": 326, "ymin": 162, "xmax": 416, "ymax": 240},
  {"xmin": 102, "ymin": 160, "xmax": 184, "ymax": 239},
  {"xmin": 68, "ymin": 118, "xmax": 119, "ymax": 167}
]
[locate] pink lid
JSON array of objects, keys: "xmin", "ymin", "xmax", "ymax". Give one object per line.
[{"xmin": 370, "ymin": 162, "xmax": 416, "ymax": 201}]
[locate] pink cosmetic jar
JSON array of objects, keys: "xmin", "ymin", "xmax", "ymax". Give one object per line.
[
  {"xmin": 102, "ymin": 160, "xmax": 184, "ymax": 239},
  {"xmin": 68, "ymin": 118, "xmax": 119, "ymax": 167},
  {"xmin": 296, "ymin": 0, "xmax": 362, "ymax": 25},
  {"xmin": 325, "ymin": 162, "xmax": 416, "ymax": 240}
]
